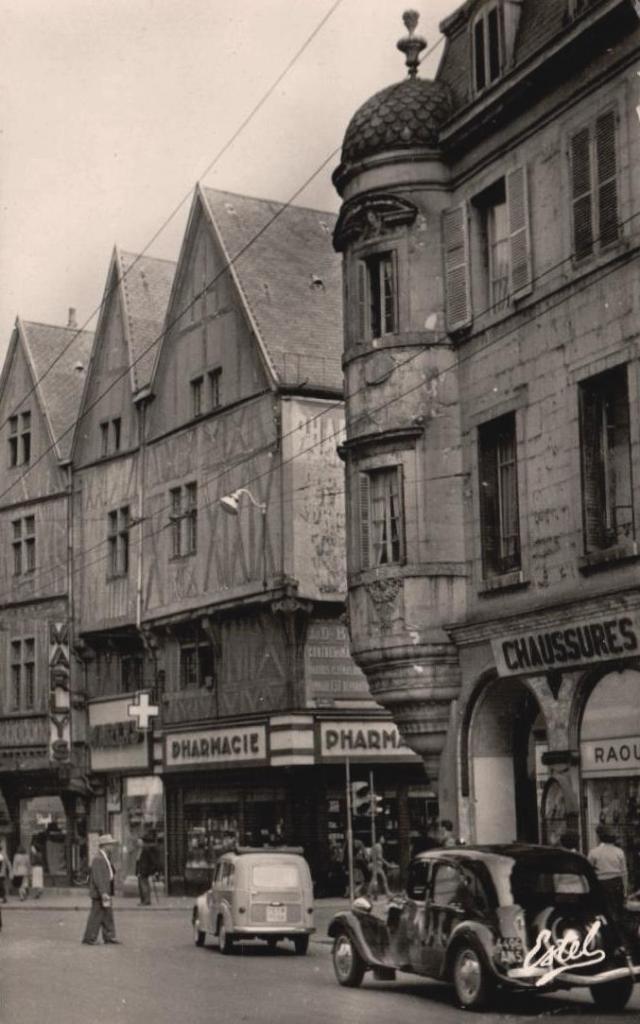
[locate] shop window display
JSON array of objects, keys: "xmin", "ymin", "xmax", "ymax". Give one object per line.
[
  {"xmin": 185, "ymin": 803, "xmax": 240, "ymax": 886},
  {"xmin": 117, "ymin": 776, "xmax": 164, "ymax": 883}
]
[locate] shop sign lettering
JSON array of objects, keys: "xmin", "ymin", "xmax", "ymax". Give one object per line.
[
  {"xmin": 581, "ymin": 735, "xmax": 640, "ymax": 777},
  {"xmin": 492, "ymin": 613, "xmax": 640, "ymax": 677},
  {"xmin": 90, "ymin": 722, "xmax": 144, "ymax": 749},
  {"xmin": 165, "ymin": 726, "xmax": 267, "ymax": 768},
  {"xmin": 319, "ymin": 721, "xmax": 419, "ymax": 760}
]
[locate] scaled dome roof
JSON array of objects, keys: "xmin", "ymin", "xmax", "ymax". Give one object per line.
[{"xmin": 339, "ymin": 76, "xmax": 454, "ymax": 167}]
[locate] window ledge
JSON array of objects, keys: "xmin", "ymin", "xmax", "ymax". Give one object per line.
[
  {"xmin": 578, "ymin": 540, "xmax": 639, "ymax": 575},
  {"xmin": 477, "ymin": 569, "xmax": 529, "ymax": 595}
]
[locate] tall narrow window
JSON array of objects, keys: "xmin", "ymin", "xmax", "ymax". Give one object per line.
[
  {"xmin": 473, "ymin": 4, "xmax": 502, "ymax": 93},
  {"xmin": 471, "ymin": 168, "xmax": 532, "ymax": 315},
  {"xmin": 100, "ymin": 422, "xmax": 109, "ymax": 457},
  {"xmin": 486, "ymin": 189, "xmax": 509, "ymax": 311},
  {"xmin": 24, "ymin": 638, "xmax": 35, "ymax": 710},
  {"xmin": 107, "ymin": 506, "xmax": 130, "ymax": 577},
  {"xmin": 356, "ymin": 252, "xmax": 397, "ymax": 341},
  {"xmin": 191, "ymin": 376, "xmax": 204, "ymax": 417},
  {"xmin": 12, "ymin": 516, "xmax": 36, "ymax": 575},
  {"xmin": 170, "ymin": 487, "xmax": 182, "ymax": 558},
  {"xmin": 570, "ymin": 110, "xmax": 618, "ymax": 260},
  {"xmin": 185, "ymin": 482, "xmax": 198, "ymax": 555},
  {"xmin": 478, "ymin": 413, "xmax": 521, "ymax": 577},
  {"xmin": 579, "ymin": 365, "xmax": 633, "ymax": 552},
  {"xmin": 179, "ymin": 626, "xmax": 214, "ymax": 690},
  {"xmin": 121, "ymin": 654, "xmax": 143, "ymax": 693},
  {"xmin": 359, "ymin": 466, "xmax": 405, "ymax": 569},
  {"xmin": 8, "ymin": 416, "xmax": 18, "ymax": 467},
  {"xmin": 10, "ymin": 641, "xmax": 21, "ymax": 711},
  {"xmin": 21, "ymin": 412, "xmax": 31, "ymax": 464},
  {"xmin": 208, "ymin": 368, "xmax": 221, "ymax": 409},
  {"xmin": 112, "ymin": 417, "xmax": 122, "ymax": 452}
]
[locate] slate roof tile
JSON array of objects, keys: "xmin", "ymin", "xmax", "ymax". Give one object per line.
[
  {"xmin": 201, "ymin": 188, "xmax": 343, "ymax": 393},
  {"xmin": 118, "ymin": 251, "xmax": 176, "ymax": 391}
]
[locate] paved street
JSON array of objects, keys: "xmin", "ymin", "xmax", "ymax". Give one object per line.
[{"xmin": 2, "ymin": 904, "xmax": 640, "ymax": 1024}]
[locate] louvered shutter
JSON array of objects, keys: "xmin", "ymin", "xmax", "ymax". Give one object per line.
[
  {"xmin": 442, "ymin": 204, "xmax": 472, "ymax": 332},
  {"xmin": 507, "ymin": 166, "xmax": 532, "ymax": 297},
  {"xmin": 570, "ymin": 127, "xmax": 593, "ymax": 259},
  {"xmin": 579, "ymin": 384, "xmax": 605, "ymax": 551},
  {"xmin": 359, "ymin": 472, "xmax": 371, "ymax": 569},
  {"xmin": 478, "ymin": 426, "xmax": 499, "ymax": 577},
  {"xmin": 595, "ymin": 109, "xmax": 618, "ymax": 248},
  {"xmin": 356, "ymin": 260, "xmax": 367, "ymax": 343}
]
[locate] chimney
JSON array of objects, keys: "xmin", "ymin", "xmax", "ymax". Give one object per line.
[{"xmin": 67, "ymin": 307, "xmax": 78, "ymax": 329}]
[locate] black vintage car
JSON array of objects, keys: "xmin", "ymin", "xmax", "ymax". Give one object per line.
[{"xmin": 328, "ymin": 844, "xmax": 640, "ymax": 1010}]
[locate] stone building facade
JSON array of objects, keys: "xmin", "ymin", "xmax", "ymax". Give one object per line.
[{"xmin": 333, "ymin": 0, "xmax": 640, "ymax": 882}]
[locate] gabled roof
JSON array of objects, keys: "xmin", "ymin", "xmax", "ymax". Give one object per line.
[
  {"xmin": 200, "ymin": 188, "xmax": 343, "ymax": 393},
  {"xmin": 19, "ymin": 319, "xmax": 94, "ymax": 461},
  {"xmin": 118, "ymin": 250, "xmax": 176, "ymax": 392}
]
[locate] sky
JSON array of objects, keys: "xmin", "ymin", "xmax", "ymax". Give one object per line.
[{"xmin": 0, "ymin": 0, "xmax": 454, "ymax": 361}]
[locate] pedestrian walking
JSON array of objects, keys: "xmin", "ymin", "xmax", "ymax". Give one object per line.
[
  {"xmin": 587, "ymin": 824, "xmax": 627, "ymax": 914},
  {"xmin": 0, "ymin": 842, "xmax": 10, "ymax": 902},
  {"xmin": 369, "ymin": 836, "xmax": 392, "ymax": 900},
  {"xmin": 30, "ymin": 843, "xmax": 44, "ymax": 898},
  {"xmin": 136, "ymin": 835, "xmax": 159, "ymax": 906},
  {"xmin": 11, "ymin": 846, "xmax": 30, "ymax": 900},
  {"xmin": 82, "ymin": 833, "xmax": 121, "ymax": 945},
  {"xmin": 350, "ymin": 838, "xmax": 371, "ymax": 897}
]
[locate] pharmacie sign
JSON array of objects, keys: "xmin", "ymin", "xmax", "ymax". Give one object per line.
[
  {"xmin": 319, "ymin": 720, "xmax": 420, "ymax": 761},
  {"xmin": 165, "ymin": 724, "xmax": 267, "ymax": 769},
  {"xmin": 581, "ymin": 736, "xmax": 640, "ymax": 777},
  {"xmin": 492, "ymin": 612, "xmax": 640, "ymax": 677}
]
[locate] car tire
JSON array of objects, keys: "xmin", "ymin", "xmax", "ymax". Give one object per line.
[
  {"xmin": 590, "ymin": 978, "xmax": 634, "ymax": 1011},
  {"xmin": 218, "ymin": 919, "xmax": 234, "ymax": 955},
  {"xmin": 192, "ymin": 908, "xmax": 205, "ymax": 947},
  {"xmin": 452, "ymin": 943, "xmax": 493, "ymax": 1010},
  {"xmin": 332, "ymin": 932, "xmax": 366, "ymax": 988},
  {"xmin": 294, "ymin": 935, "xmax": 309, "ymax": 956}
]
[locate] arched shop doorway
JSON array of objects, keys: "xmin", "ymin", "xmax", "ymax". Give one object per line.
[
  {"xmin": 580, "ymin": 669, "xmax": 640, "ymax": 890},
  {"xmin": 470, "ymin": 678, "xmax": 547, "ymax": 844}
]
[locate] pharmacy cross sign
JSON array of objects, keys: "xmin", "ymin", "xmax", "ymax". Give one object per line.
[{"xmin": 127, "ymin": 692, "xmax": 159, "ymax": 732}]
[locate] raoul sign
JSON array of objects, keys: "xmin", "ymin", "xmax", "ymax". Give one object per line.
[
  {"xmin": 581, "ymin": 735, "xmax": 640, "ymax": 777},
  {"xmin": 492, "ymin": 612, "xmax": 640, "ymax": 677}
]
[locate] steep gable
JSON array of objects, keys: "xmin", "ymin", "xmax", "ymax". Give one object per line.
[
  {"xmin": 119, "ymin": 251, "xmax": 176, "ymax": 393},
  {"xmin": 201, "ymin": 188, "xmax": 343, "ymax": 394}
]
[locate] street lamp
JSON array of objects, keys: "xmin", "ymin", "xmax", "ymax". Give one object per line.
[{"xmin": 219, "ymin": 488, "xmax": 267, "ymax": 589}]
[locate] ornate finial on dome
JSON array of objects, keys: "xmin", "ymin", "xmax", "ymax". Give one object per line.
[{"xmin": 397, "ymin": 10, "xmax": 426, "ymax": 78}]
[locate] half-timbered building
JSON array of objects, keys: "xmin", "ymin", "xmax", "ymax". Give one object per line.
[{"xmin": 0, "ymin": 314, "xmax": 93, "ymax": 882}]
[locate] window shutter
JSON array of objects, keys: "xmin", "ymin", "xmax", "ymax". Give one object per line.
[
  {"xmin": 442, "ymin": 204, "xmax": 472, "ymax": 332},
  {"xmin": 579, "ymin": 385, "xmax": 605, "ymax": 551},
  {"xmin": 356, "ymin": 260, "xmax": 367, "ymax": 343},
  {"xmin": 359, "ymin": 472, "xmax": 371, "ymax": 570},
  {"xmin": 595, "ymin": 110, "xmax": 618, "ymax": 248},
  {"xmin": 570, "ymin": 127, "xmax": 593, "ymax": 259},
  {"xmin": 395, "ymin": 463, "xmax": 406, "ymax": 563},
  {"xmin": 507, "ymin": 166, "xmax": 532, "ymax": 297}
]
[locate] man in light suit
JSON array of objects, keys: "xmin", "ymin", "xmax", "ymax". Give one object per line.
[{"xmin": 82, "ymin": 833, "xmax": 121, "ymax": 945}]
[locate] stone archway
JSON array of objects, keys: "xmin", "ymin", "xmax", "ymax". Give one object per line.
[{"xmin": 469, "ymin": 677, "xmax": 546, "ymax": 844}]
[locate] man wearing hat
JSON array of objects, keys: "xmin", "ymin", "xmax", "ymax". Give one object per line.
[
  {"xmin": 82, "ymin": 834, "xmax": 121, "ymax": 945},
  {"xmin": 587, "ymin": 824, "xmax": 628, "ymax": 914}
]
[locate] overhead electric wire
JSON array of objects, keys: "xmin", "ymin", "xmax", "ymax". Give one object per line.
[{"xmin": 0, "ymin": 0, "xmax": 346, "ymax": 440}]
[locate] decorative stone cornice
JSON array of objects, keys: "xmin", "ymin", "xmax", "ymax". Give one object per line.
[{"xmin": 333, "ymin": 192, "xmax": 418, "ymax": 252}]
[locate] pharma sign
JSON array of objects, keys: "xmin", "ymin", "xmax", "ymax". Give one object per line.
[
  {"xmin": 318, "ymin": 720, "xmax": 420, "ymax": 762},
  {"xmin": 491, "ymin": 612, "xmax": 640, "ymax": 677},
  {"xmin": 88, "ymin": 696, "xmax": 150, "ymax": 772},
  {"xmin": 165, "ymin": 725, "xmax": 267, "ymax": 769},
  {"xmin": 581, "ymin": 736, "xmax": 640, "ymax": 777}
]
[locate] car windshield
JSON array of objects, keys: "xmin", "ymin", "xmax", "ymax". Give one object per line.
[{"xmin": 252, "ymin": 864, "xmax": 300, "ymax": 889}]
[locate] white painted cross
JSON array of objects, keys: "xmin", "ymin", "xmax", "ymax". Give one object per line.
[{"xmin": 127, "ymin": 691, "xmax": 159, "ymax": 732}]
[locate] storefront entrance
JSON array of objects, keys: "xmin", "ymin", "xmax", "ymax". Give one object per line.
[
  {"xmin": 470, "ymin": 678, "xmax": 546, "ymax": 843},
  {"xmin": 581, "ymin": 668, "xmax": 640, "ymax": 890}
]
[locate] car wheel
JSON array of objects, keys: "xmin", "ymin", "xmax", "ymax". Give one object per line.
[
  {"xmin": 452, "ymin": 943, "xmax": 493, "ymax": 1010},
  {"xmin": 192, "ymin": 907, "xmax": 205, "ymax": 947},
  {"xmin": 218, "ymin": 919, "xmax": 234, "ymax": 955},
  {"xmin": 332, "ymin": 932, "xmax": 366, "ymax": 987},
  {"xmin": 294, "ymin": 935, "xmax": 309, "ymax": 956},
  {"xmin": 590, "ymin": 978, "xmax": 634, "ymax": 1011}
]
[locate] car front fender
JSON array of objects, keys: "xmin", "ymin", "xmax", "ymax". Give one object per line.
[{"xmin": 328, "ymin": 910, "xmax": 394, "ymax": 970}]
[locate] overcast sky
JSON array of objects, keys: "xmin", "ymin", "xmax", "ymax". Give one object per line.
[{"xmin": 0, "ymin": 0, "xmax": 453, "ymax": 361}]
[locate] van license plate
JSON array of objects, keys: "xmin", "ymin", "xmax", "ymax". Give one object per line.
[{"xmin": 266, "ymin": 905, "xmax": 287, "ymax": 923}]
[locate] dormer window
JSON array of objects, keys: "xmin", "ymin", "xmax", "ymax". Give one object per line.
[{"xmin": 473, "ymin": 3, "xmax": 502, "ymax": 93}]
